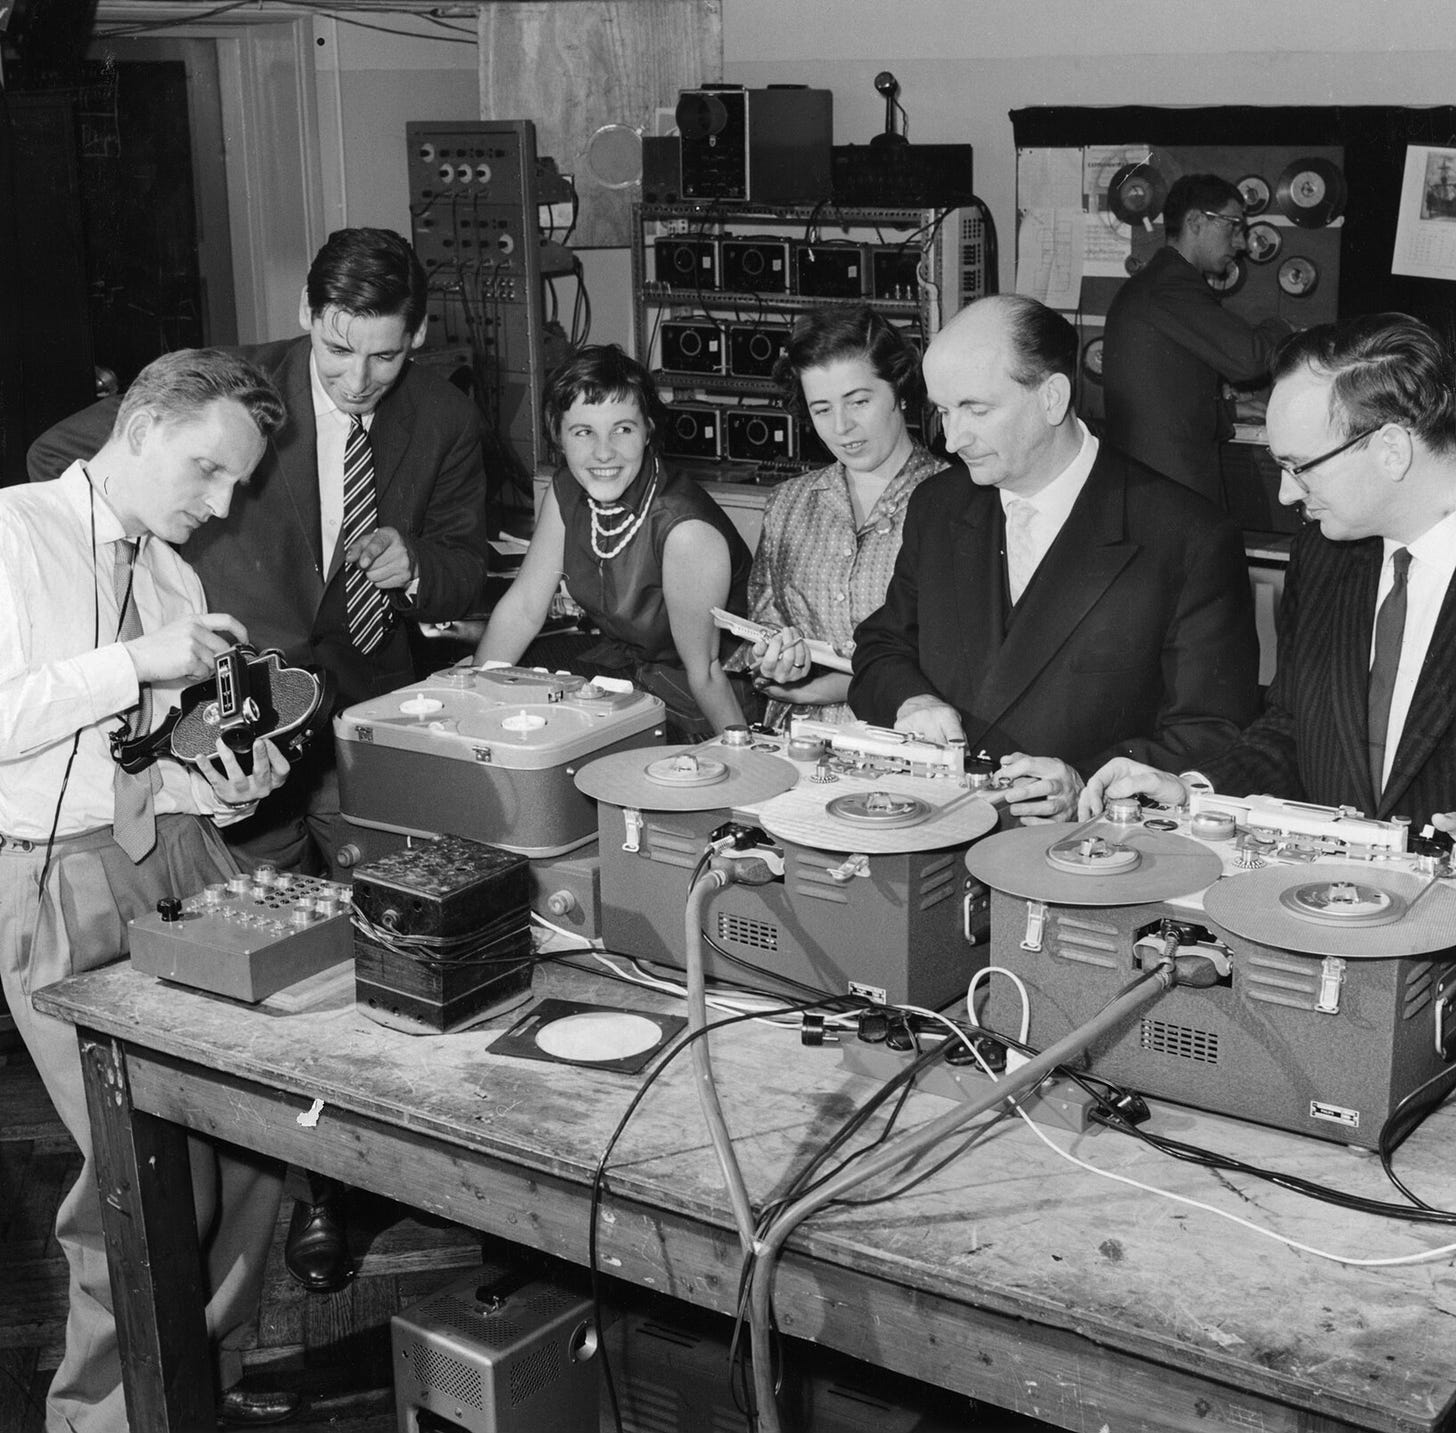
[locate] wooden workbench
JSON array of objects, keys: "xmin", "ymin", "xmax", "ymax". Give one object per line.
[{"xmin": 36, "ymin": 962, "xmax": 1456, "ymax": 1433}]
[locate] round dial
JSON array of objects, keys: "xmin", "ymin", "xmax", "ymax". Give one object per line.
[{"xmin": 1082, "ymin": 337, "xmax": 1104, "ymax": 382}]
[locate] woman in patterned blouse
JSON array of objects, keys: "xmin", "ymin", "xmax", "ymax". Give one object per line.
[{"xmin": 730, "ymin": 306, "xmax": 938, "ymax": 726}]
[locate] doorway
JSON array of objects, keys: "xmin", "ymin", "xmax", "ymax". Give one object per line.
[{"xmin": 77, "ymin": 36, "xmax": 237, "ymax": 388}]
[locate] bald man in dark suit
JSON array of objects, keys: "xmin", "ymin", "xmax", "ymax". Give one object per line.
[{"xmin": 850, "ymin": 294, "xmax": 1261, "ymax": 822}]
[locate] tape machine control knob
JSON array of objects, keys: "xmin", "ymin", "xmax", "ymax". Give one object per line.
[{"xmin": 157, "ymin": 897, "xmax": 183, "ymax": 923}]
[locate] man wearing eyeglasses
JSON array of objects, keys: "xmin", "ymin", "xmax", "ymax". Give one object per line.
[
  {"xmin": 1082, "ymin": 313, "xmax": 1456, "ymax": 837},
  {"xmin": 1102, "ymin": 173, "xmax": 1291, "ymax": 504}
]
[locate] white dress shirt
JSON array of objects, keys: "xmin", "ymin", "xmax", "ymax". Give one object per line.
[
  {"xmin": 0, "ymin": 463, "xmax": 242, "ymax": 839},
  {"xmin": 1372, "ymin": 509, "xmax": 1456, "ymax": 788},
  {"xmin": 998, "ymin": 419, "xmax": 1100, "ymax": 582}
]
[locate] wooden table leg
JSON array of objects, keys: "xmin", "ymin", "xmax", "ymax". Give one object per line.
[{"xmin": 78, "ymin": 1029, "xmax": 217, "ymax": 1432}]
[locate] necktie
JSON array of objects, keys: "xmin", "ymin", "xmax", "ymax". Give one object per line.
[
  {"xmin": 343, "ymin": 417, "xmax": 389, "ymax": 655},
  {"xmin": 111, "ymin": 539, "xmax": 159, "ymax": 862},
  {"xmin": 1367, "ymin": 545, "xmax": 1412, "ymax": 798},
  {"xmin": 1004, "ymin": 498, "xmax": 1039, "ymax": 604}
]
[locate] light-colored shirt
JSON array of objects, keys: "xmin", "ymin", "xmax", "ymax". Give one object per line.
[
  {"xmin": 0, "ymin": 463, "xmax": 242, "ymax": 839},
  {"xmin": 997, "ymin": 419, "xmax": 1099, "ymax": 578},
  {"xmin": 724, "ymin": 444, "xmax": 940, "ymax": 725},
  {"xmin": 1374, "ymin": 509, "xmax": 1456, "ymax": 787}
]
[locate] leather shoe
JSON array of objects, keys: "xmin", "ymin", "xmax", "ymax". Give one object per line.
[
  {"xmin": 218, "ymin": 1385, "xmax": 303, "ymax": 1425},
  {"xmin": 284, "ymin": 1196, "xmax": 353, "ymax": 1292}
]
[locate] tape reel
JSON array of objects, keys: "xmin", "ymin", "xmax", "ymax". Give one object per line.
[
  {"xmin": 1274, "ymin": 158, "xmax": 1347, "ymax": 228},
  {"xmin": 574, "ymin": 743, "xmax": 799, "ymax": 811},
  {"xmin": 965, "ymin": 822, "xmax": 1223, "ymax": 906},
  {"xmin": 1107, "ymin": 161, "xmax": 1168, "ymax": 227},
  {"xmin": 1203, "ymin": 864, "xmax": 1456, "ymax": 958},
  {"xmin": 756, "ymin": 780, "xmax": 998, "ymax": 854}
]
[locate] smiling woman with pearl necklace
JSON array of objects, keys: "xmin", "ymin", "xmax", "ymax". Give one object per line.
[{"xmin": 472, "ymin": 345, "xmax": 757, "ymax": 740}]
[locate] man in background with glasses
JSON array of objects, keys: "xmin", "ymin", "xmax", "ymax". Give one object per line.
[
  {"xmin": 1103, "ymin": 173, "xmax": 1290, "ymax": 504},
  {"xmin": 1082, "ymin": 313, "xmax": 1456, "ymax": 839}
]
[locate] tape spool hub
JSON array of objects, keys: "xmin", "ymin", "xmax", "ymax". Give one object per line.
[
  {"xmin": 1279, "ymin": 878, "xmax": 1406, "ymax": 926},
  {"xmin": 825, "ymin": 790, "xmax": 932, "ymax": 829},
  {"xmin": 644, "ymin": 751, "xmax": 729, "ymax": 787},
  {"xmin": 1045, "ymin": 835, "xmax": 1142, "ymax": 876}
]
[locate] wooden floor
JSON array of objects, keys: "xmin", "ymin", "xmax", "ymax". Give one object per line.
[{"xmin": 0, "ymin": 1033, "xmax": 1053, "ymax": 1433}]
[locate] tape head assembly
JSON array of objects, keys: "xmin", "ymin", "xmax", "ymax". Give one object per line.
[{"xmin": 112, "ymin": 644, "xmax": 334, "ymax": 777}]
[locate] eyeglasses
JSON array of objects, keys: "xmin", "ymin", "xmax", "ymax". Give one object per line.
[
  {"xmin": 1268, "ymin": 426, "xmax": 1379, "ymax": 491},
  {"xmin": 1200, "ymin": 210, "xmax": 1249, "ymax": 238}
]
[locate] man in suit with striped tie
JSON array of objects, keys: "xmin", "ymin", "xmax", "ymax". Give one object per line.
[
  {"xmin": 1082, "ymin": 312, "xmax": 1456, "ymax": 837},
  {"xmin": 31, "ymin": 229, "xmax": 490, "ymax": 875},
  {"xmin": 29, "ymin": 229, "xmax": 491, "ymax": 1293}
]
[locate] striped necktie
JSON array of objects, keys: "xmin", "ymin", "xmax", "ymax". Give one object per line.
[
  {"xmin": 111, "ymin": 539, "xmax": 159, "ymax": 862},
  {"xmin": 343, "ymin": 416, "xmax": 389, "ymax": 655}
]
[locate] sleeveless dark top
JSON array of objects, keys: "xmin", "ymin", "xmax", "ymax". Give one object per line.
[{"xmin": 555, "ymin": 457, "xmax": 752, "ymax": 667}]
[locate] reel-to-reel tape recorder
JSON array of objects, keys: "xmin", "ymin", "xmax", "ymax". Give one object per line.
[
  {"xmin": 967, "ymin": 794, "xmax": 1456, "ymax": 1150},
  {"xmin": 574, "ymin": 719, "xmax": 1003, "ymax": 1007}
]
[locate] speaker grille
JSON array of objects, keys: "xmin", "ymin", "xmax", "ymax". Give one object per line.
[
  {"xmin": 411, "ymin": 1340, "xmax": 485, "ymax": 1408},
  {"xmin": 509, "ymin": 1340, "xmax": 558, "ymax": 1406},
  {"xmin": 1139, "ymin": 1018, "xmax": 1219, "ymax": 1064},
  {"xmin": 414, "ymin": 1295, "xmax": 523, "ymax": 1349}
]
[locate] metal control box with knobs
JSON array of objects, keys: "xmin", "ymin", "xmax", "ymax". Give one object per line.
[
  {"xmin": 128, "ymin": 869, "xmax": 354, "ymax": 1001},
  {"xmin": 405, "ymin": 119, "xmax": 574, "ymax": 480}
]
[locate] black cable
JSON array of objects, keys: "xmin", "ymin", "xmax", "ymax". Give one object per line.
[
  {"xmin": 1378, "ymin": 1063, "xmax": 1456, "ymax": 1209},
  {"xmin": 973, "ymin": 1015, "xmax": 1456, "ymax": 1225},
  {"xmin": 586, "ymin": 995, "xmax": 834, "ymax": 1433}
]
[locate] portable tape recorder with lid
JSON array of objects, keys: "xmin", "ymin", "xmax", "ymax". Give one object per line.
[
  {"xmin": 968, "ymin": 791, "xmax": 1456, "ymax": 1150},
  {"xmin": 574, "ymin": 716, "xmax": 1007, "ymax": 1007},
  {"xmin": 333, "ymin": 662, "xmax": 666, "ymax": 932}
]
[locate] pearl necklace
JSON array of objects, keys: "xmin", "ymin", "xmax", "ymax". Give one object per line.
[{"xmin": 589, "ymin": 467, "xmax": 660, "ymax": 560}]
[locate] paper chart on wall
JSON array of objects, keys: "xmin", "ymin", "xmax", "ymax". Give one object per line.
[
  {"xmin": 1015, "ymin": 148, "xmax": 1084, "ymax": 309},
  {"xmin": 1392, "ymin": 145, "xmax": 1456, "ymax": 280},
  {"xmin": 1016, "ymin": 209, "xmax": 1082, "ymax": 309}
]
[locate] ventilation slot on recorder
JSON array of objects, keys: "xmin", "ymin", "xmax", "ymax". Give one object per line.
[
  {"xmin": 1139, "ymin": 1018, "xmax": 1220, "ymax": 1065},
  {"xmin": 1400, "ymin": 959, "xmax": 1439, "ymax": 1020},
  {"xmin": 1048, "ymin": 914, "xmax": 1120, "ymax": 969},
  {"xmin": 717, "ymin": 912, "xmax": 779, "ymax": 952}
]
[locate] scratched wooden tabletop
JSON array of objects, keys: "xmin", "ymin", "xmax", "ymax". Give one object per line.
[{"xmin": 36, "ymin": 958, "xmax": 1456, "ymax": 1433}]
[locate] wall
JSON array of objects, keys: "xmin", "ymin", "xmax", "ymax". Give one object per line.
[
  {"xmin": 310, "ymin": 17, "xmax": 481, "ymax": 236},
  {"xmin": 720, "ymin": 0, "xmax": 1456, "ymax": 292},
  {"xmin": 310, "ymin": 14, "xmax": 634, "ymax": 350}
]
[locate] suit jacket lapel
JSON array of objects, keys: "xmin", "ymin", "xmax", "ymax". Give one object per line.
[
  {"xmin": 1380, "ymin": 561, "xmax": 1456, "ymax": 817},
  {"xmin": 951, "ymin": 483, "xmax": 1007, "ymax": 683},
  {"xmin": 973, "ymin": 458, "xmax": 1136, "ymax": 723},
  {"xmin": 368, "ymin": 367, "xmax": 413, "ymax": 510},
  {"xmin": 276, "ymin": 340, "xmax": 326, "ymax": 577},
  {"xmin": 1325, "ymin": 541, "xmax": 1381, "ymax": 812}
]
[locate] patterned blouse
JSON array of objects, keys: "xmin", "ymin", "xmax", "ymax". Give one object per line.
[{"xmin": 726, "ymin": 443, "xmax": 941, "ymax": 726}]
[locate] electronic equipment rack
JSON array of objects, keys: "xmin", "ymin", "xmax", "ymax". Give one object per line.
[{"xmin": 631, "ymin": 201, "xmax": 986, "ymax": 482}]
